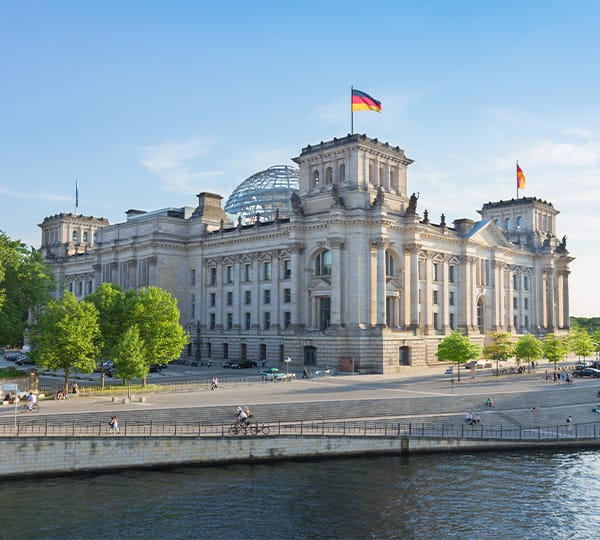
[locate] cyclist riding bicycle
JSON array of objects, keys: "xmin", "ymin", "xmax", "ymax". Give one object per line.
[{"xmin": 236, "ymin": 406, "xmax": 248, "ymax": 425}]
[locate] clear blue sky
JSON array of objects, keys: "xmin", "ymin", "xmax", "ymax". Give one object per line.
[{"xmin": 1, "ymin": 0, "xmax": 599, "ymax": 316}]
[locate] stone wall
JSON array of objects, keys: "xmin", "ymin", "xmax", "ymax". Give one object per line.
[{"xmin": 2, "ymin": 435, "xmax": 599, "ymax": 478}]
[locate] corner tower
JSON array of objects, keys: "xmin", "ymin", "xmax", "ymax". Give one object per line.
[{"xmin": 292, "ymin": 134, "xmax": 413, "ymax": 216}]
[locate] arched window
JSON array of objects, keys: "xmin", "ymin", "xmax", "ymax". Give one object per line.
[
  {"xmin": 504, "ymin": 218, "xmax": 511, "ymax": 230},
  {"xmin": 385, "ymin": 251, "xmax": 395, "ymax": 276},
  {"xmin": 325, "ymin": 166, "xmax": 333, "ymax": 185},
  {"xmin": 315, "ymin": 250, "xmax": 332, "ymax": 276},
  {"xmin": 338, "ymin": 163, "xmax": 346, "ymax": 182},
  {"xmin": 72, "ymin": 230, "xmax": 78, "ymax": 242},
  {"xmin": 312, "ymin": 170, "xmax": 320, "ymax": 188},
  {"xmin": 516, "ymin": 216, "xmax": 522, "ymax": 229},
  {"xmin": 83, "ymin": 232, "xmax": 88, "ymax": 243}
]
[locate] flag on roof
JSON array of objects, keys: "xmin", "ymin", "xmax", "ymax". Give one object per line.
[
  {"xmin": 351, "ymin": 89, "xmax": 382, "ymax": 113},
  {"xmin": 517, "ymin": 163, "xmax": 526, "ymax": 190}
]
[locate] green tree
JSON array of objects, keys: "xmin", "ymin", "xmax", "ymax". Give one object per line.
[
  {"xmin": 85, "ymin": 283, "xmax": 128, "ymax": 387},
  {"xmin": 514, "ymin": 334, "xmax": 543, "ymax": 370},
  {"xmin": 483, "ymin": 332, "xmax": 515, "ymax": 376},
  {"xmin": 125, "ymin": 287, "xmax": 188, "ymax": 384},
  {"xmin": 592, "ymin": 331, "xmax": 600, "ymax": 359},
  {"xmin": 112, "ymin": 325, "xmax": 146, "ymax": 383},
  {"xmin": 569, "ymin": 328, "xmax": 594, "ymax": 360},
  {"xmin": 437, "ymin": 331, "xmax": 481, "ymax": 382},
  {"xmin": 30, "ymin": 292, "xmax": 100, "ymax": 389},
  {"xmin": 0, "ymin": 233, "xmax": 55, "ymax": 346},
  {"xmin": 543, "ymin": 333, "xmax": 569, "ymax": 371}
]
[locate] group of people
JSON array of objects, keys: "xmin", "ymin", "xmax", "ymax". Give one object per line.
[
  {"xmin": 235, "ymin": 405, "xmax": 252, "ymax": 425},
  {"xmin": 464, "ymin": 412, "xmax": 481, "ymax": 425},
  {"xmin": 546, "ymin": 370, "xmax": 573, "ymax": 384},
  {"xmin": 55, "ymin": 382, "xmax": 79, "ymax": 400}
]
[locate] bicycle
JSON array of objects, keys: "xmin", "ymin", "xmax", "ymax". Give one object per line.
[
  {"xmin": 19, "ymin": 402, "xmax": 40, "ymax": 413},
  {"xmin": 228, "ymin": 421, "xmax": 249, "ymax": 435},
  {"xmin": 248, "ymin": 422, "xmax": 270, "ymax": 435}
]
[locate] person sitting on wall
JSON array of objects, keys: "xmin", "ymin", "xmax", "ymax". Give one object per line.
[{"xmin": 485, "ymin": 397, "xmax": 495, "ymax": 408}]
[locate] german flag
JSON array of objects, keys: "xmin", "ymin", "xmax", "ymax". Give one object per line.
[
  {"xmin": 351, "ymin": 89, "xmax": 382, "ymax": 113},
  {"xmin": 517, "ymin": 163, "xmax": 526, "ymax": 190}
]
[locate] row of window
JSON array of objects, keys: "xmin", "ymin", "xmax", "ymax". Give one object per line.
[
  {"xmin": 203, "ymin": 259, "xmax": 293, "ymax": 286},
  {"xmin": 207, "ymin": 311, "xmax": 293, "ymax": 331},
  {"xmin": 68, "ymin": 280, "xmax": 93, "ymax": 296}
]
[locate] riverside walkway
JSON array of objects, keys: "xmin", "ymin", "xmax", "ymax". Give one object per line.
[{"xmin": 3, "ymin": 363, "xmax": 600, "ymax": 437}]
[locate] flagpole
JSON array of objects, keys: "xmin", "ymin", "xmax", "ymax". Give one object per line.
[
  {"xmin": 516, "ymin": 161, "xmax": 519, "ymax": 199},
  {"xmin": 351, "ymin": 86, "xmax": 354, "ymax": 134}
]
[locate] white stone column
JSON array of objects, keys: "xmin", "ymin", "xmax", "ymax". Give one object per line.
[
  {"xmin": 408, "ymin": 245, "xmax": 420, "ymax": 329},
  {"xmin": 375, "ymin": 240, "xmax": 386, "ymax": 327},
  {"xmin": 233, "ymin": 256, "xmax": 241, "ymax": 329},
  {"xmin": 252, "ymin": 256, "xmax": 260, "ymax": 329},
  {"xmin": 547, "ymin": 269, "xmax": 556, "ymax": 331},
  {"xmin": 441, "ymin": 256, "xmax": 450, "ymax": 333},
  {"xmin": 271, "ymin": 251, "xmax": 280, "ymax": 330},
  {"xmin": 423, "ymin": 252, "xmax": 433, "ymax": 334},
  {"xmin": 561, "ymin": 271, "xmax": 570, "ymax": 329},
  {"xmin": 330, "ymin": 239, "xmax": 344, "ymax": 328},
  {"xmin": 507, "ymin": 268, "xmax": 514, "ymax": 333}
]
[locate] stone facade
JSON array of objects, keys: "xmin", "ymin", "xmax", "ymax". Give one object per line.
[{"xmin": 39, "ymin": 134, "xmax": 573, "ymax": 373}]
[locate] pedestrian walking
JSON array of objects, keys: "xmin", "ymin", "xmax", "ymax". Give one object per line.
[
  {"xmin": 302, "ymin": 367, "xmax": 308, "ymax": 379},
  {"xmin": 109, "ymin": 416, "xmax": 120, "ymax": 434},
  {"xmin": 211, "ymin": 377, "xmax": 218, "ymax": 391},
  {"xmin": 566, "ymin": 416, "xmax": 573, "ymax": 433}
]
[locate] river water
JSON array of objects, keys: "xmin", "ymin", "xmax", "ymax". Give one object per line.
[{"xmin": 2, "ymin": 449, "xmax": 599, "ymax": 539}]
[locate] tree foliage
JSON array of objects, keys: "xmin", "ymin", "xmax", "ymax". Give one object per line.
[
  {"xmin": 30, "ymin": 292, "xmax": 100, "ymax": 389},
  {"xmin": 483, "ymin": 332, "xmax": 515, "ymax": 375},
  {"xmin": 570, "ymin": 316, "xmax": 600, "ymax": 334},
  {"xmin": 437, "ymin": 331, "xmax": 481, "ymax": 381},
  {"xmin": 514, "ymin": 334, "xmax": 544, "ymax": 364},
  {"xmin": 543, "ymin": 334, "xmax": 569, "ymax": 367},
  {"xmin": 112, "ymin": 325, "xmax": 146, "ymax": 383},
  {"xmin": 569, "ymin": 328, "xmax": 594, "ymax": 359},
  {"xmin": 0, "ymin": 232, "xmax": 55, "ymax": 346}
]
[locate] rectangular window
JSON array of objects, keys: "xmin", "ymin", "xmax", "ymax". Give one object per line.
[
  {"xmin": 449, "ymin": 265, "xmax": 456, "ymax": 283},
  {"xmin": 190, "ymin": 269, "xmax": 196, "ymax": 287},
  {"xmin": 524, "ymin": 315, "xmax": 529, "ymax": 329},
  {"xmin": 449, "ymin": 313, "xmax": 455, "ymax": 330},
  {"xmin": 244, "ymin": 290, "xmax": 251, "ymax": 305},
  {"xmin": 226, "ymin": 265, "xmax": 233, "ymax": 284},
  {"xmin": 223, "ymin": 343, "xmax": 229, "ymax": 359},
  {"xmin": 449, "ymin": 291, "xmax": 455, "ymax": 306},
  {"xmin": 227, "ymin": 291, "xmax": 233, "ymax": 306},
  {"xmin": 524, "ymin": 298, "xmax": 529, "ymax": 310},
  {"xmin": 319, "ymin": 297, "xmax": 331, "ymax": 331},
  {"xmin": 245, "ymin": 312, "xmax": 251, "ymax": 330},
  {"xmin": 78, "ymin": 282, "xmax": 82, "ymax": 295},
  {"xmin": 524, "ymin": 275, "xmax": 530, "ymax": 291},
  {"xmin": 209, "ymin": 313, "xmax": 216, "ymax": 330},
  {"xmin": 226, "ymin": 313, "xmax": 233, "ymax": 330},
  {"xmin": 191, "ymin": 294, "xmax": 195, "ymax": 319},
  {"xmin": 263, "ymin": 311, "xmax": 271, "ymax": 329},
  {"xmin": 209, "ymin": 267, "xmax": 217, "ymax": 285},
  {"xmin": 418, "ymin": 288, "xmax": 422, "ymax": 304},
  {"xmin": 433, "ymin": 263, "xmax": 439, "ymax": 282},
  {"xmin": 263, "ymin": 289, "xmax": 271, "ymax": 304},
  {"xmin": 513, "ymin": 315, "xmax": 518, "ymax": 328},
  {"xmin": 283, "ymin": 288, "xmax": 291, "ymax": 303},
  {"xmin": 284, "ymin": 311, "xmax": 291, "ymax": 329},
  {"xmin": 433, "ymin": 290, "xmax": 438, "ymax": 305},
  {"xmin": 210, "ymin": 293, "xmax": 216, "ymax": 307},
  {"xmin": 283, "ymin": 259, "xmax": 292, "ymax": 279},
  {"xmin": 244, "ymin": 263, "xmax": 253, "ymax": 282},
  {"xmin": 433, "ymin": 312, "xmax": 439, "ymax": 330},
  {"xmin": 513, "ymin": 297, "xmax": 518, "ymax": 310},
  {"xmin": 513, "ymin": 274, "xmax": 519, "ymax": 290},
  {"xmin": 87, "ymin": 280, "xmax": 93, "ymax": 295},
  {"xmin": 263, "ymin": 262, "xmax": 272, "ymax": 280}
]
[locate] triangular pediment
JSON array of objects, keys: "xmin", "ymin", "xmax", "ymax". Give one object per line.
[
  {"xmin": 308, "ymin": 277, "xmax": 331, "ymax": 291},
  {"xmin": 386, "ymin": 277, "xmax": 403, "ymax": 292},
  {"xmin": 465, "ymin": 220, "xmax": 512, "ymax": 248}
]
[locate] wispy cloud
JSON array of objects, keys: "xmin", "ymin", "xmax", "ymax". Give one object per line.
[
  {"xmin": 140, "ymin": 138, "xmax": 225, "ymax": 193},
  {"xmin": 0, "ymin": 186, "xmax": 71, "ymax": 202}
]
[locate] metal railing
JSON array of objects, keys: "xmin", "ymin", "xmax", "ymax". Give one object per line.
[{"xmin": 0, "ymin": 418, "xmax": 599, "ymax": 441}]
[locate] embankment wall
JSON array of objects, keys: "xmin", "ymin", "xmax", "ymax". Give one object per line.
[{"xmin": 2, "ymin": 435, "xmax": 600, "ymax": 478}]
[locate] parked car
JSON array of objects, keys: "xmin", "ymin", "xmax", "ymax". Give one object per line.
[
  {"xmin": 222, "ymin": 360, "xmax": 236, "ymax": 368},
  {"xmin": 572, "ymin": 367, "xmax": 600, "ymax": 378},
  {"xmin": 231, "ymin": 360, "xmax": 258, "ymax": 369},
  {"xmin": 149, "ymin": 363, "xmax": 167, "ymax": 372},
  {"xmin": 15, "ymin": 354, "xmax": 34, "ymax": 366},
  {"xmin": 260, "ymin": 367, "xmax": 293, "ymax": 381},
  {"xmin": 4, "ymin": 352, "xmax": 21, "ymax": 362}
]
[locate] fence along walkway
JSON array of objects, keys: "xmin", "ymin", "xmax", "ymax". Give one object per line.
[{"xmin": 1, "ymin": 418, "xmax": 600, "ymax": 441}]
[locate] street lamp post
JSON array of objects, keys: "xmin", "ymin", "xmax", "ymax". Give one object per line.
[{"xmin": 283, "ymin": 356, "xmax": 291, "ymax": 381}]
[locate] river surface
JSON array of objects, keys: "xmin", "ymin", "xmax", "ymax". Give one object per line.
[{"xmin": 2, "ymin": 449, "xmax": 599, "ymax": 539}]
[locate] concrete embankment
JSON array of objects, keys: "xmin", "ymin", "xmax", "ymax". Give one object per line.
[{"xmin": 2, "ymin": 434, "xmax": 600, "ymax": 478}]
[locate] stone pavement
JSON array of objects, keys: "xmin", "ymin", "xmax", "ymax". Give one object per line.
[{"xmin": 3, "ymin": 362, "xmax": 600, "ymax": 431}]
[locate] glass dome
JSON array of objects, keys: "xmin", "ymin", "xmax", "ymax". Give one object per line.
[{"xmin": 224, "ymin": 165, "xmax": 299, "ymax": 223}]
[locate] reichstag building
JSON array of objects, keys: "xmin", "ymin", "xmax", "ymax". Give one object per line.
[{"xmin": 39, "ymin": 133, "xmax": 573, "ymax": 373}]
